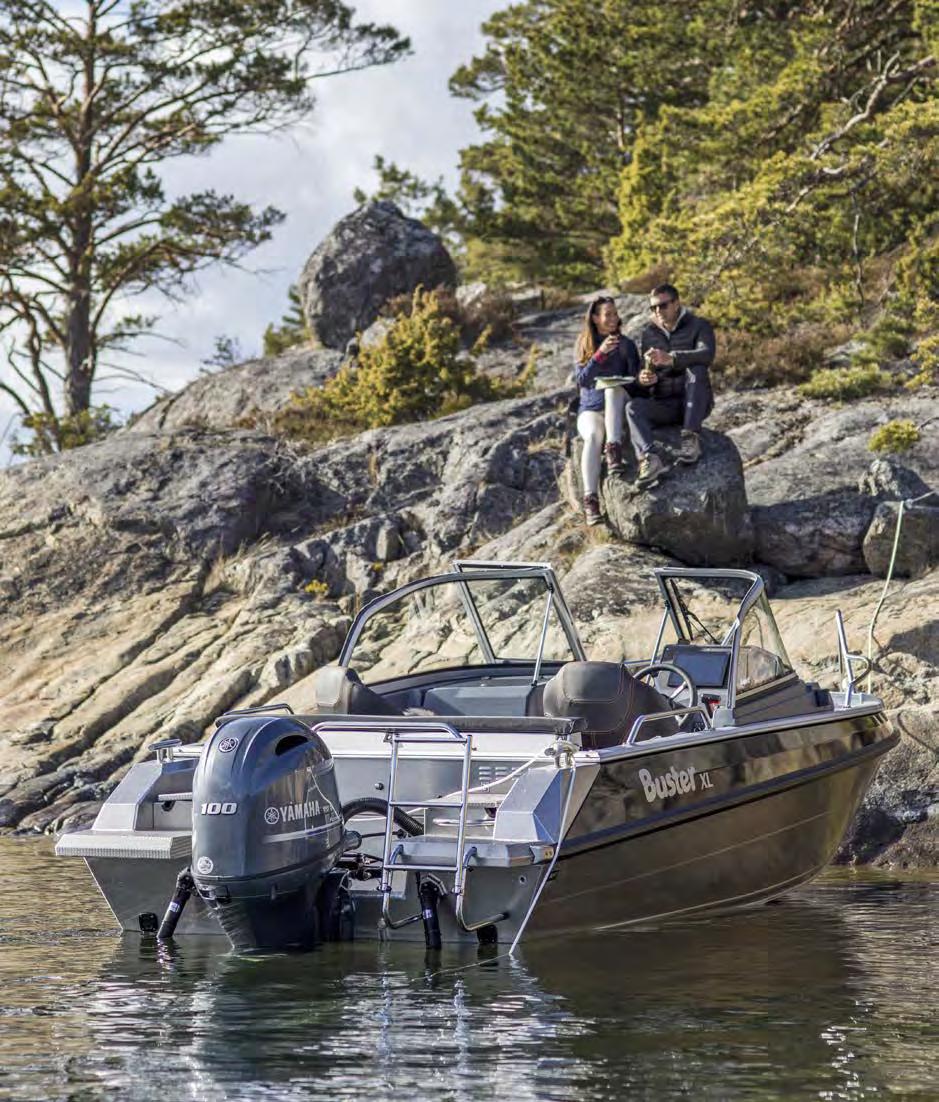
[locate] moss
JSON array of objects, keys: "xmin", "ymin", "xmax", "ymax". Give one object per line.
[
  {"xmin": 868, "ymin": 420, "xmax": 921, "ymax": 454},
  {"xmin": 303, "ymin": 579, "xmax": 330, "ymax": 598}
]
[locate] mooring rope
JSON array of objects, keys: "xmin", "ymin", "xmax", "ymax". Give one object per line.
[{"xmin": 866, "ymin": 488, "xmax": 938, "ymax": 692}]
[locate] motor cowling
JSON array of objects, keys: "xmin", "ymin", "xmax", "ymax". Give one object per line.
[{"xmin": 191, "ymin": 715, "xmax": 346, "ymax": 951}]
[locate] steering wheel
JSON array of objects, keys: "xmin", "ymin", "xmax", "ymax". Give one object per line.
[{"xmin": 631, "ymin": 662, "xmax": 698, "ymax": 709}]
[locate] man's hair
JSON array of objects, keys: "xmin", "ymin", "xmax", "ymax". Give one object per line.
[{"xmin": 651, "ymin": 283, "xmax": 680, "ymax": 301}]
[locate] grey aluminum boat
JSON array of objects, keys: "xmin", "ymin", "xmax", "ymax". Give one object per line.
[{"xmin": 57, "ymin": 562, "xmax": 896, "ymax": 952}]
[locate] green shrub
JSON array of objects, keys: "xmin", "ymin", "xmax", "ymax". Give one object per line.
[
  {"xmin": 798, "ymin": 364, "xmax": 889, "ymax": 401},
  {"xmin": 907, "ymin": 334, "xmax": 939, "ymax": 388},
  {"xmin": 271, "ymin": 287, "xmax": 533, "ymax": 446},
  {"xmin": 11, "ymin": 405, "xmax": 121, "ymax": 457},
  {"xmin": 868, "ymin": 419, "xmax": 921, "ymax": 454}
]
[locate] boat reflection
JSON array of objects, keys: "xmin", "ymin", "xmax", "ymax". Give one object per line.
[{"xmin": 68, "ymin": 888, "xmax": 931, "ymax": 1102}]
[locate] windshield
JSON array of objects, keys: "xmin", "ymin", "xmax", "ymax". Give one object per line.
[
  {"xmin": 344, "ymin": 573, "xmax": 579, "ymax": 683},
  {"xmin": 661, "ymin": 575, "xmax": 755, "ymax": 645}
]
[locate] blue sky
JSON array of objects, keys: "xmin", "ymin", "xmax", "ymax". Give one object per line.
[{"xmin": 0, "ymin": 0, "xmax": 504, "ymax": 461}]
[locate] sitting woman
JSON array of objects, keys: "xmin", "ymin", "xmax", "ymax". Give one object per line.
[{"xmin": 574, "ymin": 296, "xmax": 641, "ymax": 526}]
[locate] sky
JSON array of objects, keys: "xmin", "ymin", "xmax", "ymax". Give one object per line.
[{"xmin": 0, "ymin": 0, "xmax": 505, "ymax": 461}]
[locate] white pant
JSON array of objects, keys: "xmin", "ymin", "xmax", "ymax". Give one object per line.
[{"xmin": 577, "ymin": 387, "xmax": 625, "ymax": 496}]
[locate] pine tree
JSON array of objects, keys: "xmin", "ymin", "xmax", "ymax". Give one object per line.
[
  {"xmin": 263, "ymin": 286, "xmax": 310, "ymax": 357},
  {"xmin": 448, "ymin": 0, "xmax": 719, "ymax": 288},
  {"xmin": 0, "ymin": 1, "xmax": 408, "ymax": 452}
]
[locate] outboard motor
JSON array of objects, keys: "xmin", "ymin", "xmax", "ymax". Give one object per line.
[{"xmin": 191, "ymin": 715, "xmax": 347, "ymax": 952}]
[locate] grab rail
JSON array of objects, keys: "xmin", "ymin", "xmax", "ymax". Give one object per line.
[
  {"xmin": 835, "ymin": 610, "xmax": 871, "ymax": 707},
  {"xmin": 624, "ymin": 705, "xmax": 712, "ymax": 747}
]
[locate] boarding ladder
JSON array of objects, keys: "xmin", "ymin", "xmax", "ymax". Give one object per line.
[{"xmin": 377, "ymin": 721, "xmax": 507, "ymax": 932}]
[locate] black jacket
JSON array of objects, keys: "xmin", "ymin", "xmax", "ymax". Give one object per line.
[{"xmin": 637, "ymin": 310, "xmax": 715, "ymax": 401}]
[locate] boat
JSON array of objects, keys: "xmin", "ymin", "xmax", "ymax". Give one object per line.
[{"xmin": 56, "ymin": 561, "xmax": 896, "ymax": 952}]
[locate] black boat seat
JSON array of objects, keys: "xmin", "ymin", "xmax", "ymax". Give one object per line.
[
  {"xmin": 312, "ymin": 666, "xmax": 403, "ymax": 717},
  {"xmin": 543, "ymin": 661, "xmax": 677, "ymax": 749}
]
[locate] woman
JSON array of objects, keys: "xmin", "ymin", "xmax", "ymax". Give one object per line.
[{"xmin": 573, "ymin": 296, "xmax": 640, "ymax": 525}]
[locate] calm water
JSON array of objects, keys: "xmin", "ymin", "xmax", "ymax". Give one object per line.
[{"xmin": 0, "ymin": 839, "xmax": 936, "ymax": 1102}]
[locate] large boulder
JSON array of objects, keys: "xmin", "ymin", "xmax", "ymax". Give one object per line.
[
  {"xmin": 863, "ymin": 500, "xmax": 939, "ymax": 577},
  {"xmin": 298, "ymin": 200, "xmax": 456, "ymax": 350},
  {"xmin": 566, "ymin": 427, "xmax": 752, "ymax": 566},
  {"xmin": 746, "ymin": 393, "xmax": 939, "ymax": 577}
]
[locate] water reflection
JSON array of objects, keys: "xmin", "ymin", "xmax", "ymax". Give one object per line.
[{"xmin": 0, "ymin": 840, "xmax": 936, "ymax": 1101}]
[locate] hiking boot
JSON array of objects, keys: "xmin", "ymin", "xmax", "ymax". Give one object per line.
[
  {"xmin": 583, "ymin": 493, "xmax": 602, "ymax": 526},
  {"xmin": 679, "ymin": 430, "xmax": 701, "ymax": 464},
  {"xmin": 636, "ymin": 451, "xmax": 665, "ymax": 487},
  {"xmin": 604, "ymin": 440, "xmax": 625, "ymax": 475}
]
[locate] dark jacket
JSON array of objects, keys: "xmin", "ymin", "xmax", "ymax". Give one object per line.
[
  {"xmin": 637, "ymin": 310, "xmax": 715, "ymax": 401},
  {"xmin": 574, "ymin": 335, "xmax": 641, "ymax": 413}
]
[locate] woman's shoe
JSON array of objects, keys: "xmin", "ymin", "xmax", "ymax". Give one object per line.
[
  {"xmin": 583, "ymin": 493, "xmax": 602, "ymax": 526},
  {"xmin": 604, "ymin": 440, "xmax": 625, "ymax": 475}
]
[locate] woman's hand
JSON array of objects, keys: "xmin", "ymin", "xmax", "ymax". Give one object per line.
[{"xmin": 599, "ymin": 334, "xmax": 619, "ymax": 355}]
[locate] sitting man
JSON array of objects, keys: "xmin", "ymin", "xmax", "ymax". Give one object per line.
[{"xmin": 626, "ymin": 283, "xmax": 715, "ymax": 487}]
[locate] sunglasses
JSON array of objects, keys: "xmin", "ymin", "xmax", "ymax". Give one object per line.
[{"xmin": 650, "ymin": 299, "xmax": 675, "ymax": 311}]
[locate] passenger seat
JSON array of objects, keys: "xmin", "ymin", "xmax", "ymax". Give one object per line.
[{"xmin": 312, "ymin": 666, "xmax": 404, "ymax": 716}]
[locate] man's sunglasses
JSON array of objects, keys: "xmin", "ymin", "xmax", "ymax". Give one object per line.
[{"xmin": 650, "ymin": 299, "xmax": 675, "ymax": 311}]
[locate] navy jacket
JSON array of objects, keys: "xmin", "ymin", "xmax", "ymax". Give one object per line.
[
  {"xmin": 638, "ymin": 310, "xmax": 715, "ymax": 400},
  {"xmin": 574, "ymin": 336, "xmax": 641, "ymax": 413}
]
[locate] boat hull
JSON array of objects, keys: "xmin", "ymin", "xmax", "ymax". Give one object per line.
[{"xmin": 526, "ymin": 710, "xmax": 895, "ymax": 938}]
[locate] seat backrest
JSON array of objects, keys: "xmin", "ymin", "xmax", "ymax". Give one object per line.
[
  {"xmin": 313, "ymin": 666, "xmax": 403, "ymax": 717},
  {"xmin": 543, "ymin": 661, "xmax": 676, "ymax": 749}
]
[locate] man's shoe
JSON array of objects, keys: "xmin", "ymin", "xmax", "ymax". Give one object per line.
[
  {"xmin": 679, "ymin": 430, "xmax": 701, "ymax": 464},
  {"xmin": 583, "ymin": 493, "xmax": 602, "ymax": 526},
  {"xmin": 604, "ymin": 440, "xmax": 625, "ymax": 475},
  {"xmin": 636, "ymin": 451, "xmax": 665, "ymax": 487}
]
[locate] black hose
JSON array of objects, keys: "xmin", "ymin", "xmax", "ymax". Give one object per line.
[
  {"xmin": 341, "ymin": 797, "xmax": 423, "ymax": 837},
  {"xmin": 157, "ymin": 867, "xmax": 194, "ymax": 940}
]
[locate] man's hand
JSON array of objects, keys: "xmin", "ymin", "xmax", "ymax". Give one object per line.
[
  {"xmin": 646, "ymin": 348, "xmax": 673, "ymax": 368},
  {"xmin": 638, "ymin": 367, "xmax": 658, "ymax": 387}
]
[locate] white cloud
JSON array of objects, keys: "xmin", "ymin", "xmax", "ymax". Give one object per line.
[{"xmin": 0, "ymin": 0, "xmax": 503, "ymax": 460}]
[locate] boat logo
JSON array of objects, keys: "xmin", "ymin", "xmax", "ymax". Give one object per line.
[
  {"xmin": 263, "ymin": 799, "xmax": 326, "ymax": 827},
  {"xmin": 637, "ymin": 765, "xmax": 712, "ymax": 803},
  {"xmin": 200, "ymin": 802, "xmax": 237, "ymax": 816},
  {"xmin": 196, "ymin": 856, "xmax": 214, "ymax": 874},
  {"xmin": 218, "ymin": 737, "xmax": 238, "ymax": 753}
]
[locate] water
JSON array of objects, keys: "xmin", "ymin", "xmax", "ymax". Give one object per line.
[{"xmin": 0, "ymin": 839, "xmax": 936, "ymax": 1101}]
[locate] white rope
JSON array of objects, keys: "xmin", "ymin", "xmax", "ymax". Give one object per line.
[{"xmin": 866, "ymin": 488, "xmax": 938, "ymax": 692}]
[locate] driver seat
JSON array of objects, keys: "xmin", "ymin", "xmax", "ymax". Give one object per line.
[
  {"xmin": 543, "ymin": 661, "xmax": 677, "ymax": 749},
  {"xmin": 312, "ymin": 666, "xmax": 404, "ymax": 717}
]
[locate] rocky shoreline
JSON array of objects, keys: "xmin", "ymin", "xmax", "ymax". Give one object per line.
[{"xmin": 0, "ymin": 202, "xmax": 935, "ymax": 867}]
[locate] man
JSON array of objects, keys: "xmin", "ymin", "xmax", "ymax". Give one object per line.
[{"xmin": 626, "ymin": 283, "xmax": 715, "ymax": 486}]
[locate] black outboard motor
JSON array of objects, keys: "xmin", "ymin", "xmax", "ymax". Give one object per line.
[{"xmin": 191, "ymin": 715, "xmax": 346, "ymax": 952}]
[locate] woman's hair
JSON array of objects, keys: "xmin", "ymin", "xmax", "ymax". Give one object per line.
[{"xmin": 575, "ymin": 295, "xmax": 619, "ymax": 365}]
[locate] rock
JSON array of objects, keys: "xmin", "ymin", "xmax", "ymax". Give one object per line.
[
  {"xmin": 298, "ymin": 201, "xmax": 456, "ymax": 350},
  {"xmin": 836, "ymin": 703, "xmax": 939, "ymax": 866},
  {"xmin": 455, "ymin": 281, "xmax": 490, "ymax": 313},
  {"xmin": 858, "ymin": 457, "xmax": 931, "ymax": 501},
  {"xmin": 746, "ymin": 393, "xmax": 939, "ymax": 577},
  {"xmin": 564, "ymin": 428, "xmax": 752, "ymax": 566},
  {"xmin": 358, "ymin": 316, "xmax": 395, "ymax": 352},
  {"xmin": 863, "ymin": 500, "xmax": 939, "ymax": 577},
  {"xmin": 128, "ymin": 346, "xmax": 343, "ymax": 434},
  {"xmin": 823, "ymin": 339, "xmax": 870, "ymax": 367}
]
